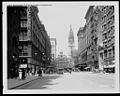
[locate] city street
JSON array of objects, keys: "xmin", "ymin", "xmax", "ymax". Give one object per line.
[
  {"xmin": 14, "ymin": 72, "xmax": 116, "ymax": 93},
  {"xmin": 3, "ymin": 2, "xmax": 119, "ymax": 94}
]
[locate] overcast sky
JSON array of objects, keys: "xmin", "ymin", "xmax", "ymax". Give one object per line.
[{"xmin": 37, "ymin": 3, "xmax": 89, "ymax": 56}]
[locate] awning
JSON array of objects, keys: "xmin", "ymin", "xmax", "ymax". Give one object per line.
[
  {"xmin": 84, "ymin": 67, "xmax": 90, "ymax": 69},
  {"xmin": 104, "ymin": 64, "xmax": 115, "ymax": 68},
  {"xmin": 79, "ymin": 64, "xmax": 87, "ymax": 66}
]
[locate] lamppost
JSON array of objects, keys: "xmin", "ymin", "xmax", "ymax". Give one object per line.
[
  {"xmin": 35, "ymin": 52, "xmax": 38, "ymax": 56},
  {"xmin": 35, "ymin": 52, "xmax": 38, "ymax": 65},
  {"xmin": 12, "ymin": 55, "xmax": 18, "ymax": 78},
  {"xmin": 42, "ymin": 52, "xmax": 46, "ymax": 68},
  {"xmin": 34, "ymin": 52, "xmax": 38, "ymax": 75}
]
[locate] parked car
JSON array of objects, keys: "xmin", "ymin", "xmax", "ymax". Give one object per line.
[
  {"xmin": 93, "ymin": 69, "xmax": 100, "ymax": 73},
  {"xmin": 57, "ymin": 70, "xmax": 64, "ymax": 74}
]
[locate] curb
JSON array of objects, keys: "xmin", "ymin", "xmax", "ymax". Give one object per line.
[{"xmin": 9, "ymin": 77, "xmax": 40, "ymax": 89}]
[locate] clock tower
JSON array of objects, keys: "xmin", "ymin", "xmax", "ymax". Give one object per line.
[{"xmin": 68, "ymin": 25, "xmax": 75, "ymax": 58}]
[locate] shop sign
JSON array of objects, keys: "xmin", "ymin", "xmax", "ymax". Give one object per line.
[{"xmin": 19, "ymin": 64, "xmax": 27, "ymax": 68}]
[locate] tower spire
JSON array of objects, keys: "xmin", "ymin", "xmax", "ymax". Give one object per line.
[
  {"xmin": 68, "ymin": 25, "xmax": 74, "ymax": 43},
  {"xmin": 68, "ymin": 25, "xmax": 75, "ymax": 58},
  {"xmin": 70, "ymin": 24, "xmax": 72, "ymax": 29},
  {"xmin": 70, "ymin": 25, "xmax": 73, "ymax": 34}
]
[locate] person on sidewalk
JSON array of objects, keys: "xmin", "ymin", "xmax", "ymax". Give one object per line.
[
  {"xmin": 19, "ymin": 69, "xmax": 22, "ymax": 80},
  {"xmin": 32, "ymin": 69, "xmax": 34, "ymax": 76},
  {"xmin": 22, "ymin": 69, "xmax": 26, "ymax": 80},
  {"xmin": 69, "ymin": 70, "xmax": 72, "ymax": 74},
  {"xmin": 38, "ymin": 69, "xmax": 42, "ymax": 77}
]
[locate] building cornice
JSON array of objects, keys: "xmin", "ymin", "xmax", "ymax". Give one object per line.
[{"xmin": 85, "ymin": 6, "xmax": 94, "ymax": 20}]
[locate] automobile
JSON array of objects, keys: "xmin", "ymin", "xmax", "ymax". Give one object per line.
[
  {"xmin": 93, "ymin": 69, "xmax": 100, "ymax": 73},
  {"xmin": 63, "ymin": 70, "xmax": 68, "ymax": 73},
  {"xmin": 57, "ymin": 70, "xmax": 64, "ymax": 74}
]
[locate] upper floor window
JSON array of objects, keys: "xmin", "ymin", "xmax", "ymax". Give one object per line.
[
  {"xmin": 21, "ymin": 21, "xmax": 27, "ymax": 27},
  {"xmin": 19, "ymin": 31, "xmax": 27, "ymax": 40},
  {"xmin": 20, "ymin": 8, "xmax": 27, "ymax": 19}
]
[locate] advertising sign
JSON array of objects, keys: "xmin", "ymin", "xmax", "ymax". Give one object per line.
[{"xmin": 19, "ymin": 64, "xmax": 27, "ymax": 68}]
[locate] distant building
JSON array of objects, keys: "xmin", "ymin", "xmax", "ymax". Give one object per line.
[
  {"xmin": 56, "ymin": 52, "xmax": 69, "ymax": 69},
  {"xmin": 72, "ymin": 49, "xmax": 79, "ymax": 67},
  {"xmin": 68, "ymin": 25, "xmax": 76, "ymax": 68},
  {"xmin": 68, "ymin": 25, "xmax": 75, "ymax": 58},
  {"xmin": 49, "ymin": 38, "xmax": 57, "ymax": 71},
  {"xmin": 50, "ymin": 38, "xmax": 57, "ymax": 60}
]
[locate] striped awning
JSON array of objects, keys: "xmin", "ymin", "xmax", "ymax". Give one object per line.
[
  {"xmin": 84, "ymin": 67, "xmax": 90, "ymax": 69},
  {"xmin": 104, "ymin": 64, "xmax": 115, "ymax": 68},
  {"xmin": 77, "ymin": 63, "xmax": 87, "ymax": 66},
  {"xmin": 106, "ymin": 64, "xmax": 115, "ymax": 68}
]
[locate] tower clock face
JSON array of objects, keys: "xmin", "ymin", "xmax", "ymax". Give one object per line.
[{"xmin": 69, "ymin": 39, "xmax": 73, "ymax": 43}]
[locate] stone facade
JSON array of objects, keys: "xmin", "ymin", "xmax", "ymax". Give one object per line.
[
  {"xmin": 7, "ymin": 6, "xmax": 51, "ymax": 78},
  {"xmin": 101, "ymin": 6, "xmax": 115, "ymax": 72}
]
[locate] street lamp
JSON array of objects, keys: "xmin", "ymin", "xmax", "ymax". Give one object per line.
[
  {"xmin": 12, "ymin": 55, "xmax": 15, "ymax": 59},
  {"xmin": 35, "ymin": 52, "xmax": 38, "ymax": 55},
  {"xmin": 42, "ymin": 52, "xmax": 45, "ymax": 55},
  {"xmin": 12, "ymin": 55, "xmax": 17, "ymax": 62}
]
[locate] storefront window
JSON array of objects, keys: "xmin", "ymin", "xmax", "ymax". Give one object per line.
[
  {"xmin": 20, "ymin": 8, "xmax": 27, "ymax": 19},
  {"xmin": 19, "ymin": 45, "xmax": 28, "ymax": 56}
]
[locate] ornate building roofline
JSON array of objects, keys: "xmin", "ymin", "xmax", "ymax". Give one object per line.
[{"xmin": 85, "ymin": 6, "xmax": 94, "ymax": 20}]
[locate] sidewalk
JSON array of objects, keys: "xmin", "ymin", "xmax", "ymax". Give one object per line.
[
  {"xmin": 7, "ymin": 73, "xmax": 59, "ymax": 89},
  {"xmin": 90, "ymin": 71, "xmax": 115, "ymax": 80},
  {"xmin": 8, "ymin": 74, "xmax": 40, "ymax": 89}
]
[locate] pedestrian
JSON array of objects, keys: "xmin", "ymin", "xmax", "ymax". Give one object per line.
[
  {"xmin": 15, "ymin": 69, "xmax": 18, "ymax": 79},
  {"xmin": 69, "ymin": 70, "xmax": 72, "ymax": 74},
  {"xmin": 22, "ymin": 69, "xmax": 26, "ymax": 80},
  {"xmin": 38, "ymin": 69, "xmax": 42, "ymax": 77},
  {"xmin": 32, "ymin": 69, "xmax": 34, "ymax": 75},
  {"xmin": 19, "ymin": 69, "xmax": 22, "ymax": 80},
  {"xmin": 10, "ymin": 68, "xmax": 14, "ymax": 79}
]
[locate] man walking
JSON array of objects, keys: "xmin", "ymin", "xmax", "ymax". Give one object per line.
[
  {"xmin": 19, "ymin": 69, "xmax": 22, "ymax": 80},
  {"xmin": 38, "ymin": 69, "xmax": 42, "ymax": 77},
  {"xmin": 22, "ymin": 69, "xmax": 26, "ymax": 80}
]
